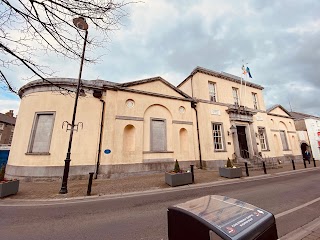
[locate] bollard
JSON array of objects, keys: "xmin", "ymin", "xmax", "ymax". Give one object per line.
[
  {"xmin": 87, "ymin": 172, "xmax": 94, "ymax": 196},
  {"xmin": 262, "ymin": 161, "xmax": 267, "ymax": 174},
  {"xmin": 303, "ymin": 159, "xmax": 307, "ymax": 168},
  {"xmin": 245, "ymin": 162, "xmax": 249, "ymax": 177},
  {"xmin": 190, "ymin": 165, "xmax": 194, "ymax": 183},
  {"xmin": 291, "ymin": 159, "xmax": 296, "ymax": 170},
  {"xmin": 313, "ymin": 158, "xmax": 317, "ymax": 167}
]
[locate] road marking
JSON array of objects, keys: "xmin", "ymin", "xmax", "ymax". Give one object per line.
[{"xmin": 275, "ymin": 196, "xmax": 320, "ymax": 219}]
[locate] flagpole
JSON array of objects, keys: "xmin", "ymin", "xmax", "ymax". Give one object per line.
[
  {"xmin": 240, "ymin": 60, "xmax": 245, "ymax": 107},
  {"xmin": 244, "ymin": 63, "xmax": 248, "ymax": 107},
  {"xmin": 240, "ymin": 71, "xmax": 243, "ymax": 106}
]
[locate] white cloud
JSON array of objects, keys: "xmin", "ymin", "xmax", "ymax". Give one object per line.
[
  {"xmin": 287, "ymin": 20, "xmax": 320, "ymax": 34},
  {"xmin": 0, "ymin": 100, "xmax": 20, "ymax": 116}
]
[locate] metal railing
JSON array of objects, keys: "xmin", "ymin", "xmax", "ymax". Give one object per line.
[{"xmin": 240, "ymin": 149, "xmax": 250, "ymax": 159}]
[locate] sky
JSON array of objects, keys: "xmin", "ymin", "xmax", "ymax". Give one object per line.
[{"xmin": 1, "ymin": 0, "xmax": 320, "ymax": 117}]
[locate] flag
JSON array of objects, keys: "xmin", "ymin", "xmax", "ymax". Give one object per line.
[
  {"xmin": 246, "ymin": 66, "xmax": 252, "ymax": 78},
  {"xmin": 242, "ymin": 65, "xmax": 246, "ymax": 75}
]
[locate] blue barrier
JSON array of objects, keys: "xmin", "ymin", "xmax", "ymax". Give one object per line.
[{"xmin": 0, "ymin": 150, "xmax": 10, "ymax": 166}]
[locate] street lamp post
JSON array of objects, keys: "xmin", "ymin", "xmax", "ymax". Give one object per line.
[{"xmin": 59, "ymin": 17, "xmax": 89, "ymax": 194}]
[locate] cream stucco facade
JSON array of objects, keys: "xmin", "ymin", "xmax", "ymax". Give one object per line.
[{"xmin": 6, "ymin": 67, "xmax": 302, "ymax": 179}]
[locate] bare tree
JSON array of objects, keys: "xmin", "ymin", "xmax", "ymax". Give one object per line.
[{"xmin": 0, "ymin": 0, "xmax": 132, "ymax": 94}]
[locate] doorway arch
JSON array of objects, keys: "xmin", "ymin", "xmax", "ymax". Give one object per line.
[{"xmin": 300, "ymin": 142, "xmax": 309, "ymax": 159}]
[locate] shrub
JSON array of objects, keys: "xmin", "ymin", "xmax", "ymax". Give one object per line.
[
  {"xmin": 226, "ymin": 158, "xmax": 233, "ymax": 168},
  {"xmin": 173, "ymin": 159, "xmax": 181, "ymax": 173}
]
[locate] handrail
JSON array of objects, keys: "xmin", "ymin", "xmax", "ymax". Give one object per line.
[{"xmin": 240, "ymin": 149, "xmax": 250, "ymax": 159}]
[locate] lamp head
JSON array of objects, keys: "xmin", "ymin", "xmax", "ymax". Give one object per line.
[{"xmin": 73, "ymin": 17, "xmax": 88, "ymax": 30}]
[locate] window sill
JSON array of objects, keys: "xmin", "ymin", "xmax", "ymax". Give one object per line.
[
  {"xmin": 261, "ymin": 149, "xmax": 270, "ymax": 152},
  {"xmin": 214, "ymin": 150, "xmax": 227, "ymax": 152},
  {"xmin": 25, "ymin": 152, "xmax": 50, "ymax": 155},
  {"xmin": 143, "ymin": 151, "xmax": 174, "ymax": 154}
]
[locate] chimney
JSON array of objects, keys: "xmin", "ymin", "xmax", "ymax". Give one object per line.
[{"xmin": 5, "ymin": 110, "xmax": 14, "ymax": 117}]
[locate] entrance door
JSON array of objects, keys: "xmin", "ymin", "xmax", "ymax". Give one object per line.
[
  {"xmin": 301, "ymin": 143, "xmax": 308, "ymax": 160},
  {"xmin": 237, "ymin": 126, "xmax": 249, "ymax": 158}
]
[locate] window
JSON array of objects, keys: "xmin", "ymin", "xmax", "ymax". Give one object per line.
[
  {"xmin": 9, "ymin": 133, "xmax": 13, "ymax": 144},
  {"xmin": 150, "ymin": 118, "xmax": 166, "ymax": 151},
  {"xmin": 11, "ymin": 126, "xmax": 15, "ymax": 132},
  {"xmin": 0, "ymin": 133, "xmax": 2, "ymax": 141},
  {"xmin": 208, "ymin": 82, "xmax": 217, "ymax": 102},
  {"xmin": 252, "ymin": 93, "xmax": 259, "ymax": 109},
  {"xmin": 28, "ymin": 113, "xmax": 55, "ymax": 153},
  {"xmin": 126, "ymin": 99, "xmax": 135, "ymax": 108},
  {"xmin": 258, "ymin": 128, "xmax": 268, "ymax": 150},
  {"xmin": 212, "ymin": 123, "xmax": 224, "ymax": 150},
  {"xmin": 232, "ymin": 88, "xmax": 239, "ymax": 106},
  {"xmin": 279, "ymin": 130, "xmax": 289, "ymax": 150},
  {"xmin": 0, "ymin": 123, "xmax": 4, "ymax": 130}
]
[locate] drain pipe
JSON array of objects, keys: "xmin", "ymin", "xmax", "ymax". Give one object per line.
[
  {"xmin": 192, "ymin": 101, "xmax": 202, "ymax": 169},
  {"xmin": 93, "ymin": 90, "xmax": 105, "ymax": 179}
]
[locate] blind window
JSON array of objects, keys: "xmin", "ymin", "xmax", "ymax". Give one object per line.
[
  {"xmin": 29, "ymin": 113, "xmax": 55, "ymax": 153},
  {"xmin": 151, "ymin": 119, "xmax": 166, "ymax": 151},
  {"xmin": 280, "ymin": 130, "xmax": 289, "ymax": 150}
]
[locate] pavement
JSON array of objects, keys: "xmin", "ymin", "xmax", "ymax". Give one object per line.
[{"xmin": 1, "ymin": 161, "xmax": 320, "ymax": 239}]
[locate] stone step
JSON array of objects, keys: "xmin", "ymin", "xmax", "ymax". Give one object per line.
[{"xmin": 234, "ymin": 161, "xmax": 281, "ymax": 171}]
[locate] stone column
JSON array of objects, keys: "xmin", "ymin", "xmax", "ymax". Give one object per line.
[
  {"xmin": 232, "ymin": 126, "xmax": 241, "ymax": 160},
  {"xmin": 249, "ymin": 123, "xmax": 259, "ymax": 156}
]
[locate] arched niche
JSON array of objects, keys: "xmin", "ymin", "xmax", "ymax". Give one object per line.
[
  {"xmin": 123, "ymin": 124, "xmax": 135, "ymax": 152},
  {"xmin": 179, "ymin": 128, "xmax": 188, "ymax": 153},
  {"xmin": 143, "ymin": 104, "xmax": 173, "ymax": 151}
]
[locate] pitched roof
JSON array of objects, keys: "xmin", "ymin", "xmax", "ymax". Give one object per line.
[
  {"xmin": 266, "ymin": 104, "xmax": 291, "ymax": 116},
  {"xmin": 0, "ymin": 113, "xmax": 16, "ymax": 125},
  {"xmin": 289, "ymin": 111, "xmax": 320, "ymax": 120},
  {"xmin": 19, "ymin": 77, "xmax": 193, "ymax": 100},
  {"xmin": 177, "ymin": 66, "xmax": 264, "ymax": 90},
  {"xmin": 118, "ymin": 76, "xmax": 192, "ymax": 99}
]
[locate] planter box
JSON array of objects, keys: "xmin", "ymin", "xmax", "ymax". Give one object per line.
[
  {"xmin": 219, "ymin": 167, "xmax": 242, "ymax": 178},
  {"xmin": 0, "ymin": 180, "xmax": 19, "ymax": 198},
  {"xmin": 165, "ymin": 172, "xmax": 192, "ymax": 187}
]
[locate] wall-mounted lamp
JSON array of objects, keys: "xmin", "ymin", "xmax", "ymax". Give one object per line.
[{"xmin": 230, "ymin": 125, "xmax": 237, "ymax": 135}]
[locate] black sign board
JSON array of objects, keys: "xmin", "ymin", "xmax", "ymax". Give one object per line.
[{"xmin": 168, "ymin": 195, "xmax": 278, "ymax": 240}]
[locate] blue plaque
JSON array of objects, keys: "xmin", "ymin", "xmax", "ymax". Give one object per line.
[{"xmin": 104, "ymin": 149, "xmax": 111, "ymax": 154}]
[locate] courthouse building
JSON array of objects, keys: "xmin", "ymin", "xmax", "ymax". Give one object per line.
[{"xmin": 6, "ymin": 67, "xmax": 302, "ymax": 179}]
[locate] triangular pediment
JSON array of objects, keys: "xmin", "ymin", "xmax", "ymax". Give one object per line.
[
  {"xmin": 119, "ymin": 77, "xmax": 191, "ymax": 99},
  {"xmin": 267, "ymin": 105, "xmax": 291, "ymax": 117}
]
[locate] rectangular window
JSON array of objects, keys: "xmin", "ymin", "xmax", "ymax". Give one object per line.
[
  {"xmin": 280, "ymin": 130, "xmax": 289, "ymax": 150},
  {"xmin": 212, "ymin": 123, "xmax": 224, "ymax": 150},
  {"xmin": 232, "ymin": 88, "xmax": 239, "ymax": 106},
  {"xmin": 258, "ymin": 128, "xmax": 268, "ymax": 150},
  {"xmin": 150, "ymin": 119, "xmax": 166, "ymax": 151},
  {"xmin": 252, "ymin": 93, "xmax": 259, "ymax": 110},
  {"xmin": 28, "ymin": 113, "xmax": 55, "ymax": 153},
  {"xmin": 0, "ymin": 123, "xmax": 4, "ymax": 130},
  {"xmin": 9, "ymin": 133, "xmax": 13, "ymax": 144},
  {"xmin": 208, "ymin": 82, "xmax": 217, "ymax": 102}
]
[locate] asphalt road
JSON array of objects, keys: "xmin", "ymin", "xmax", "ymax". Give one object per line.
[{"xmin": 1, "ymin": 169, "xmax": 320, "ymax": 240}]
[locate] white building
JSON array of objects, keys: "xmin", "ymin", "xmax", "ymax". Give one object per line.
[{"xmin": 290, "ymin": 111, "xmax": 320, "ymax": 161}]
